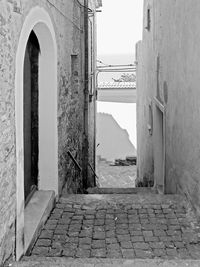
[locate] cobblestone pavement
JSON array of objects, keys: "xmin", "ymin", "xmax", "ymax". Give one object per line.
[
  {"xmin": 97, "ymin": 160, "xmax": 137, "ymax": 188},
  {"xmin": 30, "ymin": 193, "xmax": 200, "ymax": 260}
]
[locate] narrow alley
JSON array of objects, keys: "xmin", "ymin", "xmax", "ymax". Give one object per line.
[{"xmin": 3, "ymin": 0, "xmax": 200, "ymax": 266}]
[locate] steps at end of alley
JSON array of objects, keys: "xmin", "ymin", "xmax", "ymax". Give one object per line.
[{"xmin": 9, "ymin": 257, "xmax": 200, "ymax": 267}]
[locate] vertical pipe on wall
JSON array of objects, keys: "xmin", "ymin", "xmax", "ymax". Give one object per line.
[{"xmin": 83, "ymin": 0, "xmax": 89, "ymax": 189}]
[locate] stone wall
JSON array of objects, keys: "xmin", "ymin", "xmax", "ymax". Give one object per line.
[
  {"xmin": 0, "ymin": 0, "xmax": 97, "ymax": 263},
  {"xmin": 137, "ymin": 0, "xmax": 200, "ymax": 215}
]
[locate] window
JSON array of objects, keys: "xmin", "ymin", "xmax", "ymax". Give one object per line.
[{"xmin": 145, "ymin": 8, "xmax": 151, "ymax": 31}]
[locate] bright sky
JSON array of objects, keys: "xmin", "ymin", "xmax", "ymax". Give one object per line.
[{"xmin": 97, "ymin": 0, "xmax": 143, "ymax": 55}]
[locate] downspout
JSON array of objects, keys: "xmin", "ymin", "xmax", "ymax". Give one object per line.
[{"xmin": 83, "ymin": 0, "xmax": 89, "ymax": 189}]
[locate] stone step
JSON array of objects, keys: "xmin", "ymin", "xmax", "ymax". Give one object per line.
[
  {"xmin": 86, "ymin": 187, "xmax": 157, "ymax": 194},
  {"xmin": 8, "ymin": 257, "xmax": 200, "ymax": 267}
]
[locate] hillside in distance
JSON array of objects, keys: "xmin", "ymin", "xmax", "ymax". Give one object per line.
[
  {"xmin": 96, "ymin": 112, "xmax": 137, "ymax": 162},
  {"xmin": 97, "ymin": 53, "xmax": 135, "ymax": 83}
]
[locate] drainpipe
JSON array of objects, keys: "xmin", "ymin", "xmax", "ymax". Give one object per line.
[{"xmin": 83, "ymin": 0, "xmax": 89, "ymax": 189}]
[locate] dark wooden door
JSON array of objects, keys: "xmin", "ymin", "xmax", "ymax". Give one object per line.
[{"xmin": 23, "ymin": 31, "xmax": 39, "ymax": 202}]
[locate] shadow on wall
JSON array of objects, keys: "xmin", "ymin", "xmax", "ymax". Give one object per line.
[{"xmin": 97, "ymin": 112, "xmax": 137, "ymax": 162}]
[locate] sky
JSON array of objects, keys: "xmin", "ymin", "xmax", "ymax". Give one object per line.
[
  {"xmin": 96, "ymin": 0, "xmax": 143, "ymax": 149},
  {"xmin": 97, "ymin": 0, "xmax": 143, "ymax": 56}
]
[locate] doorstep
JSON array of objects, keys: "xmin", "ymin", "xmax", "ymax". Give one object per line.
[{"xmin": 24, "ymin": 190, "xmax": 55, "ymax": 255}]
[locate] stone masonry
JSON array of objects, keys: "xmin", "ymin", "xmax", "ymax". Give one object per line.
[
  {"xmin": 29, "ymin": 193, "xmax": 200, "ymax": 260},
  {"xmin": 0, "ymin": 0, "xmax": 98, "ymax": 264}
]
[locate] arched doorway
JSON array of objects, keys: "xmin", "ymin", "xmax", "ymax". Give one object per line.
[
  {"xmin": 15, "ymin": 7, "xmax": 58, "ymax": 259},
  {"xmin": 24, "ymin": 31, "xmax": 40, "ymax": 203}
]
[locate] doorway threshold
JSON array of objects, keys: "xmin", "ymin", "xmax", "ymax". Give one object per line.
[
  {"xmin": 24, "ymin": 190, "xmax": 55, "ymax": 256},
  {"xmin": 87, "ymin": 187, "xmax": 157, "ymax": 194}
]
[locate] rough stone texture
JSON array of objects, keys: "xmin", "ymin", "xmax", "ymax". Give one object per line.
[
  {"xmin": 136, "ymin": 0, "xmax": 200, "ymax": 215},
  {"xmin": 0, "ymin": 0, "xmax": 97, "ymax": 264},
  {"xmin": 27, "ymin": 193, "xmax": 200, "ymax": 260},
  {"xmin": 8, "ymin": 257, "xmax": 200, "ymax": 267}
]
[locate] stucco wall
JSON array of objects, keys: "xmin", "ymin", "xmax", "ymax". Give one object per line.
[
  {"xmin": 136, "ymin": 0, "xmax": 154, "ymax": 184},
  {"xmin": 137, "ymin": 0, "xmax": 200, "ymax": 214},
  {"xmin": 0, "ymin": 0, "xmax": 96, "ymax": 263}
]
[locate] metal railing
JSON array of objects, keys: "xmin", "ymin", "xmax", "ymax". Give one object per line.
[{"xmin": 67, "ymin": 150, "xmax": 99, "ymax": 189}]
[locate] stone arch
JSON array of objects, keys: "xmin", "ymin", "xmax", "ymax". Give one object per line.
[{"xmin": 15, "ymin": 6, "xmax": 58, "ymax": 259}]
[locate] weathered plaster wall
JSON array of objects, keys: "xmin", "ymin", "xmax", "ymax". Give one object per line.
[
  {"xmin": 137, "ymin": 0, "xmax": 200, "ymax": 215},
  {"xmin": 136, "ymin": 0, "xmax": 154, "ymax": 184},
  {"xmin": 0, "ymin": 0, "xmax": 94, "ymax": 263}
]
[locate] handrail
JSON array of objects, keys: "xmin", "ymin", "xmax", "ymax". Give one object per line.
[
  {"xmin": 88, "ymin": 162, "xmax": 99, "ymax": 187},
  {"xmin": 67, "ymin": 151, "xmax": 82, "ymax": 172},
  {"xmin": 68, "ymin": 150, "xmax": 99, "ymax": 187}
]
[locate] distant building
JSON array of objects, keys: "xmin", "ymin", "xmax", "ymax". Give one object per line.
[
  {"xmin": 0, "ymin": 0, "xmax": 101, "ymax": 263},
  {"xmin": 137, "ymin": 0, "xmax": 200, "ymax": 214}
]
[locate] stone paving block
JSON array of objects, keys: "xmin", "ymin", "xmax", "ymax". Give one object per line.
[
  {"xmin": 133, "ymin": 242, "xmax": 150, "ymax": 250},
  {"xmin": 31, "ymin": 247, "xmax": 49, "ymax": 256},
  {"xmin": 64, "ymin": 243, "xmax": 78, "ymax": 250},
  {"xmin": 144, "ymin": 236, "xmax": 159, "ymax": 242},
  {"xmin": 154, "ymin": 230, "xmax": 166, "ymax": 236},
  {"xmin": 116, "ymin": 229, "xmax": 129, "ymax": 235},
  {"xmin": 130, "ymin": 230, "xmax": 143, "ymax": 236},
  {"xmin": 65, "ymin": 236, "xmax": 78, "ymax": 244},
  {"xmin": 163, "ymin": 242, "xmax": 175, "ymax": 249},
  {"xmin": 129, "ymin": 224, "xmax": 142, "ymax": 230},
  {"xmin": 93, "ymin": 231, "xmax": 106, "ymax": 240},
  {"xmin": 121, "ymin": 248, "xmax": 135, "ymax": 258},
  {"xmin": 76, "ymin": 248, "xmax": 90, "ymax": 258},
  {"xmin": 131, "ymin": 236, "xmax": 144, "ymax": 243},
  {"xmin": 47, "ymin": 248, "xmax": 63, "ymax": 257},
  {"xmin": 56, "ymin": 224, "xmax": 69, "ymax": 230},
  {"xmin": 53, "ymin": 234, "xmax": 66, "ymax": 243},
  {"xmin": 78, "ymin": 244, "xmax": 91, "ymax": 250},
  {"xmin": 68, "ymin": 231, "xmax": 79, "ymax": 237},
  {"xmin": 149, "ymin": 242, "xmax": 165, "ymax": 249},
  {"xmin": 92, "ymin": 240, "xmax": 106, "ymax": 249},
  {"xmin": 139, "ymin": 209, "xmax": 147, "ymax": 214},
  {"xmin": 62, "ymin": 248, "xmax": 76, "ymax": 257},
  {"xmin": 117, "ymin": 234, "xmax": 131, "ymax": 242},
  {"xmin": 93, "ymin": 226, "xmax": 104, "ymax": 232},
  {"xmin": 79, "ymin": 237, "xmax": 92, "ymax": 245},
  {"xmin": 120, "ymin": 241, "xmax": 133, "ymax": 249},
  {"xmin": 83, "ymin": 220, "xmax": 94, "ymax": 225},
  {"xmin": 79, "ymin": 230, "xmax": 93, "ymax": 238},
  {"xmin": 106, "ymin": 230, "xmax": 115, "ymax": 238},
  {"xmin": 177, "ymin": 248, "xmax": 192, "ymax": 259},
  {"xmin": 44, "ymin": 223, "xmax": 57, "ymax": 230},
  {"xmin": 135, "ymin": 249, "xmax": 153, "ymax": 259},
  {"xmin": 107, "ymin": 243, "xmax": 120, "ymax": 250},
  {"xmin": 91, "ymin": 248, "xmax": 106, "ymax": 258},
  {"xmin": 106, "ymin": 237, "xmax": 118, "ymax": 244},
  {"xmin": 107, "ymin": 250, "xmax": 122, "ymax": 258},
  {"xmin": 35, "ymin": 239, "xmax": 51, "ymax": 247},
  {"xmin": 51, "ymin": 241, "xmax": 63, "ymax": 249},
  {"xmin": 166, "ymin": 248, "xmax": 178, "ymax": 256},
  {"xmin": 153, "ymin": 248, "xmax": 166, "ymax": 257},
  {"xmin": 143, "ymin": 231, "xmax": 153, "ymax": 237},
  {"xmin": 174, "ymin": 242, "xmax": 185, "ymax": 249},
  {"xmin": 94, "ymin": 219, "xmax": 105, "ymax": 226},
  {"xmin": 40, "ymin": 230, "xmax": 54, "ymax": 239}
]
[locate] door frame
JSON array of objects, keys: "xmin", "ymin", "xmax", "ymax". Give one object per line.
[
  {"xmin": 153, "ymin": 97, "xmax": 166, "ymax": 194},
  {"xmin": 15, "ymin": 6, "xmax": 58, "ymax": 259}
]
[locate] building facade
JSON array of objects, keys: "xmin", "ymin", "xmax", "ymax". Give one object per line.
[
  {"xmin": 0, "ymin": 0, "xmax": 101, "ymax": 263},
  {"xmin": 137, "ymin": 0, "xmax": 200, "ymax": 215}
]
